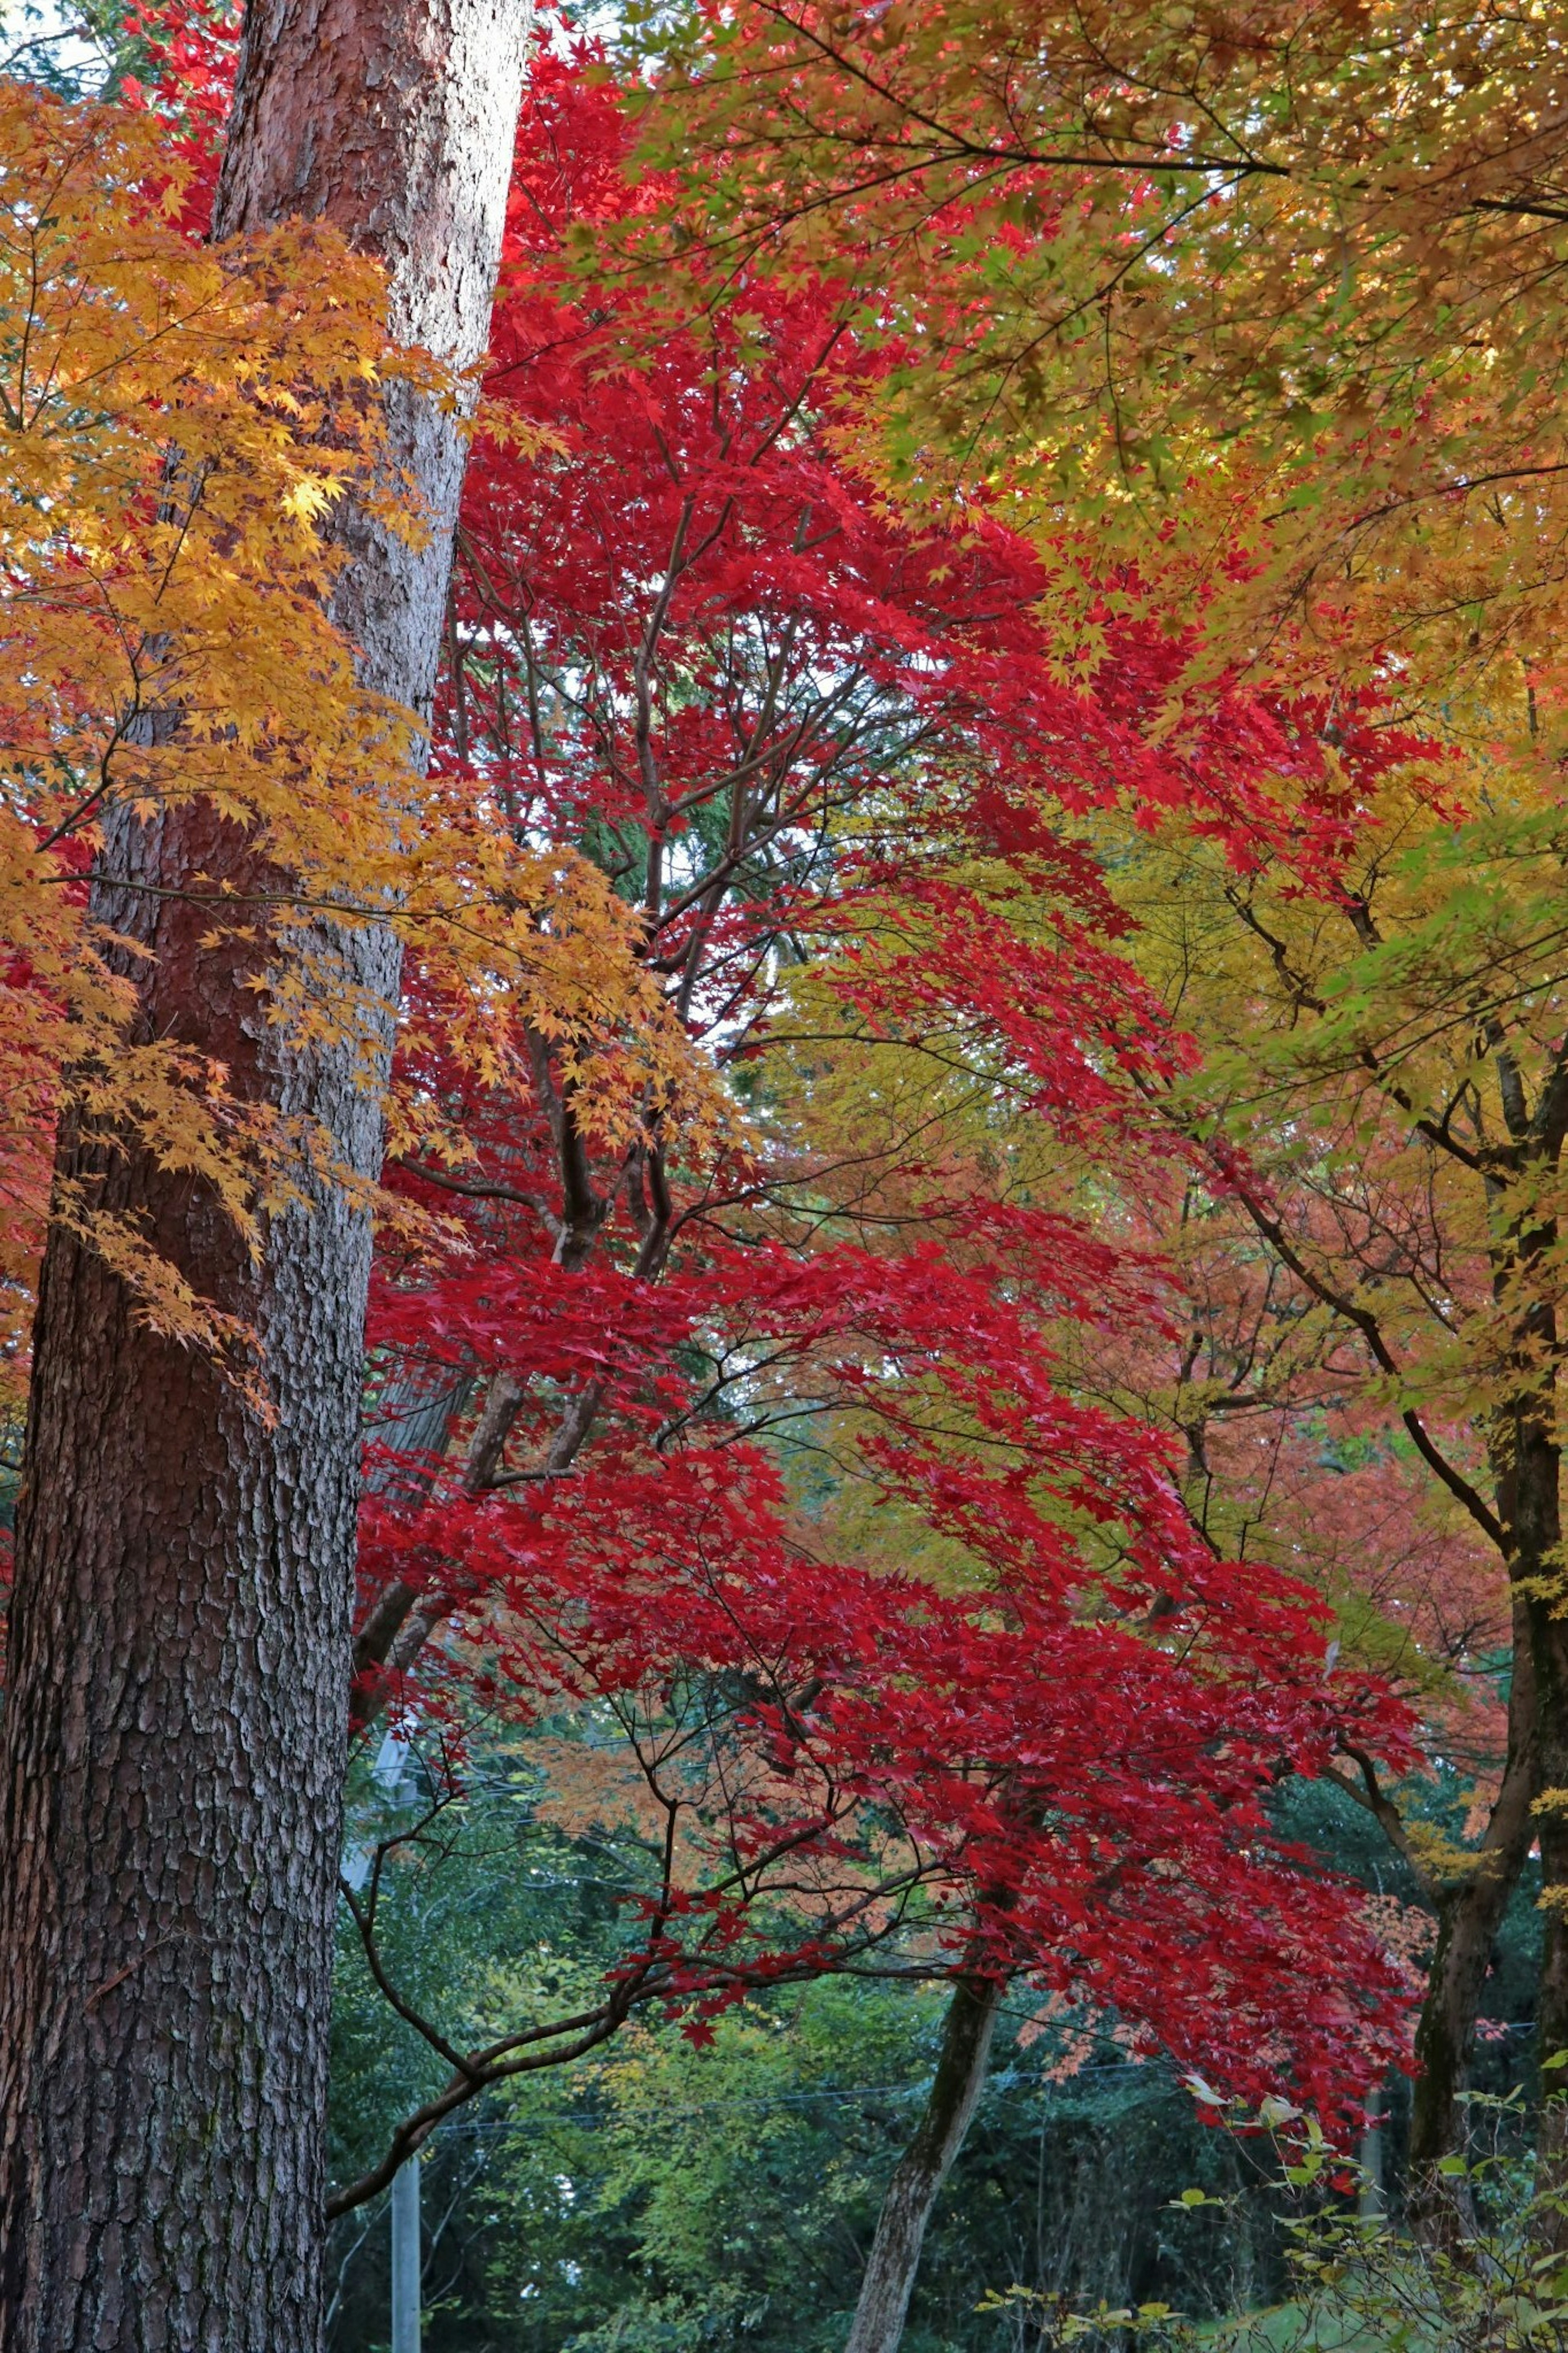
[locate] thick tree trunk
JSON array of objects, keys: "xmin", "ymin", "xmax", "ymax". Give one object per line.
[
  {"xmin": 0, "ymin": 6, "xmax": 529, "ymax": 2348},
  {"xmin": 844, "ymin": 1975, "xmax": 1003, "ymax": 2353}
]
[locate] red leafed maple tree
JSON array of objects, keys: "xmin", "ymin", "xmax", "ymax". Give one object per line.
[{"xmin": 320, "ymin": 48, "xmax": 1425, "ymax": 2220}]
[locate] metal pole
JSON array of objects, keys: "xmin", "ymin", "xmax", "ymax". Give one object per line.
[
  {"xmin": 391, "ymin": 2154, "xmax": 421, "ymax": 2353},
  {"xmin": 1358, "ymin": 2081, "xmax": 1385, "ymax": 2221}
]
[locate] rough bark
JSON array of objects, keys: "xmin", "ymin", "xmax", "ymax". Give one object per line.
[
  {"xmin": 843, "ymin": 1975, "xmax": 1004, "ymax": 2353},
  {"xmin": 0, "ymin": 4, "xmax": 530, "ymax": 2347},
  {"xmin": 1396, "ymin": 1234, "xmax": 1563, "ymax": 2231},
  {"xmin": 1535, "ymin": 1739, "xmax": 1568, "ymax": 2230}
]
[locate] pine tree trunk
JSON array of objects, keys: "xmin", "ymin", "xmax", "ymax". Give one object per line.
[
  {"xmin": 0, "ymin": 6, "xmax": 528, "ymax": 2347},
  {"xmin": 844, "ymin": 1975, "xmax": 1003, "ymax": 2353}
]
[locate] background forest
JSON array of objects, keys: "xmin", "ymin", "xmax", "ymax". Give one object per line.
[
  {"xmin": 4, "ymin": 0, "xmax": 1568, "ymax": 2349},
  {"xmin": 319, "ymin": 1759, "xmax": 1544, "ymax": 2351}
]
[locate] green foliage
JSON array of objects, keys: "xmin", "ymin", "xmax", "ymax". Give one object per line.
[
  {"xmin": 324, "ymin": 1753, "xmax": 1548, "ymax": 2351},
  {"xmin": 989, "ymin": 2106, "xmax": 1568, "ymax": 2353},
  {"xmin": 1221, "ymin": 2131, "xmax": 1568, "ymax": 2353},
  {"xmin": 329, "ymin": 1731, "xmax": 629, "ymax": 2197},
  {"xmin": 329, "ymin": 1951, "xmax": 1297, "ymax": 2349}
]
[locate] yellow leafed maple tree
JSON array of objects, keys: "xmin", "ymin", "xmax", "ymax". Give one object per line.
[{"xmin": 0, "ymin": 82, "xmax": 713, "ymax": 1406}]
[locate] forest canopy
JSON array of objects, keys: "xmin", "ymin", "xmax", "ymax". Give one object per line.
[{"xmin": 1, "ymin": 4, "xmax": 1566, "ymax": 2350}]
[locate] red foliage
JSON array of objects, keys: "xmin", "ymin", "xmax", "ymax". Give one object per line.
[
  {"xmin": 362, "ymin": 1441, "xmax": 1414, "ymax": 2111},
  {"xmin": 119, "ymin": 0, "xmax": 237, "ymax": 232},
  {"xmin": 129, "ymin": 27, "xmax": 1427, "ymax": 2125},
  {"xmin": 347, "ymin": 41, "xmax": 1424, "ymax": 2128}
]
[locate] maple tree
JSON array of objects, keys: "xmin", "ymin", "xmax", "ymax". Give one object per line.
[
  {"xmin": 1049, "ymin": 744, "xmax": 1566, "ymax": 2219},
  {"xmin": 629, "ymin": 0, "xmax": 1568, "ymax": 716},
  {"xmin": 853, "ymin": 674, "xmax": 1559, "ymax": 2224},
  {"xmin": 325, "ymin": 67, "xmax": 1427, "ymax": 2325},
  {"xmin": 0, "ymin": 85, "xmax": 401, "ymax": 1383},
  {"xmin": 618, "ymin": 0, "xmax": 1568, "ymax": 2221}
]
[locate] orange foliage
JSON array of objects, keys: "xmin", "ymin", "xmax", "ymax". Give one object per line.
[{"xmin": 0, "ymin": 83, "xmax": 714, "ymax": 1403}]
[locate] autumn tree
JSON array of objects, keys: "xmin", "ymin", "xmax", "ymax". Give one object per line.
[
  {"xmin": 821, "ymin": 671, "xmax": 1559, "ymax": 2228},
  {"xmin": 0, "ymin": 0, "xmax": 533, "ymax": 2337},
  {"xmin": 321, "ymin": 64, "xmax": 1421, "ymax": 2308},
  {"xmin": 630, "ymin": 0, "xmax": 1568, "ymax": 712},
  {"xmin": 1084, "ymin": 756, "xmax": 1568, "ymax": 2215},
  {"xmin": 615, "ymin": 0, "xmax": 1568, "ymax": 2213}
]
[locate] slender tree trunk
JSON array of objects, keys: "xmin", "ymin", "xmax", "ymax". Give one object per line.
[
  {"xmin": 1407, "ymin": 1882, "xmax": 1514, "ymax": 2237},
  {"xmin": 1405, "ymin": 1597, "xmax": 1538, "ymax": 2233},
  {"xmin": 1358, "ymin": 2083, "xmax": 1385, "ymax": 2220},
  {"xmin": 1535, "ymin": 1706, "xmax": 1568, "ymax": 2231},
  {"xmin": 0, "ymin": 6, "xmax": 529, "ymax": 2347},
  {"xmin": 1519, "ymin": 1401, "xmax": 1568, "ymax": 2228},
  {"xmin": 844, "ymin": 1975, "xmax": 1004, "ymax": 2353}
]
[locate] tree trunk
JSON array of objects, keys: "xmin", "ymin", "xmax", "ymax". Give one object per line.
[
  {"xmin": 1522, "ymin": 1409, "xmax": 1568, "ymax": 2228},
  {"xmin": 844, "ymin": 1975, "xmax": 1004, "ymax": 2353},
  {"xmin": 1535, "ymin": 1741, "xmax": 1568, "ymax": 2230},
  {"xmin": 0, "ymin": 6, "xmax": 529, "ymax": 2347},
  {"xmin": 1405, "ymin": 1595, "xmax": 1537, "ymax": 2234},
  {"xmin": 1407, "ymin": 1876, "xmax": 1516, "ymax": 2236}
]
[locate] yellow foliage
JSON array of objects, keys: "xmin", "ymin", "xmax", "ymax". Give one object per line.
[
  {"xmin": 0, "ymin": 82, "xmax": 719, "ymax": 1398},
  {"xmin": 642, "ymin": 0, "xmax": 1568, "ymax": 742}
]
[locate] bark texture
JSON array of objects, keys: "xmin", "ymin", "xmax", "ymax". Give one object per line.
[
  {"xmin": 843, "ymin": 1976, "xmax": 1003, "ymax": 2353},
  {"xmin": 0, "ymin": 4, "xmax": 530, "ymax": 2346}
]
